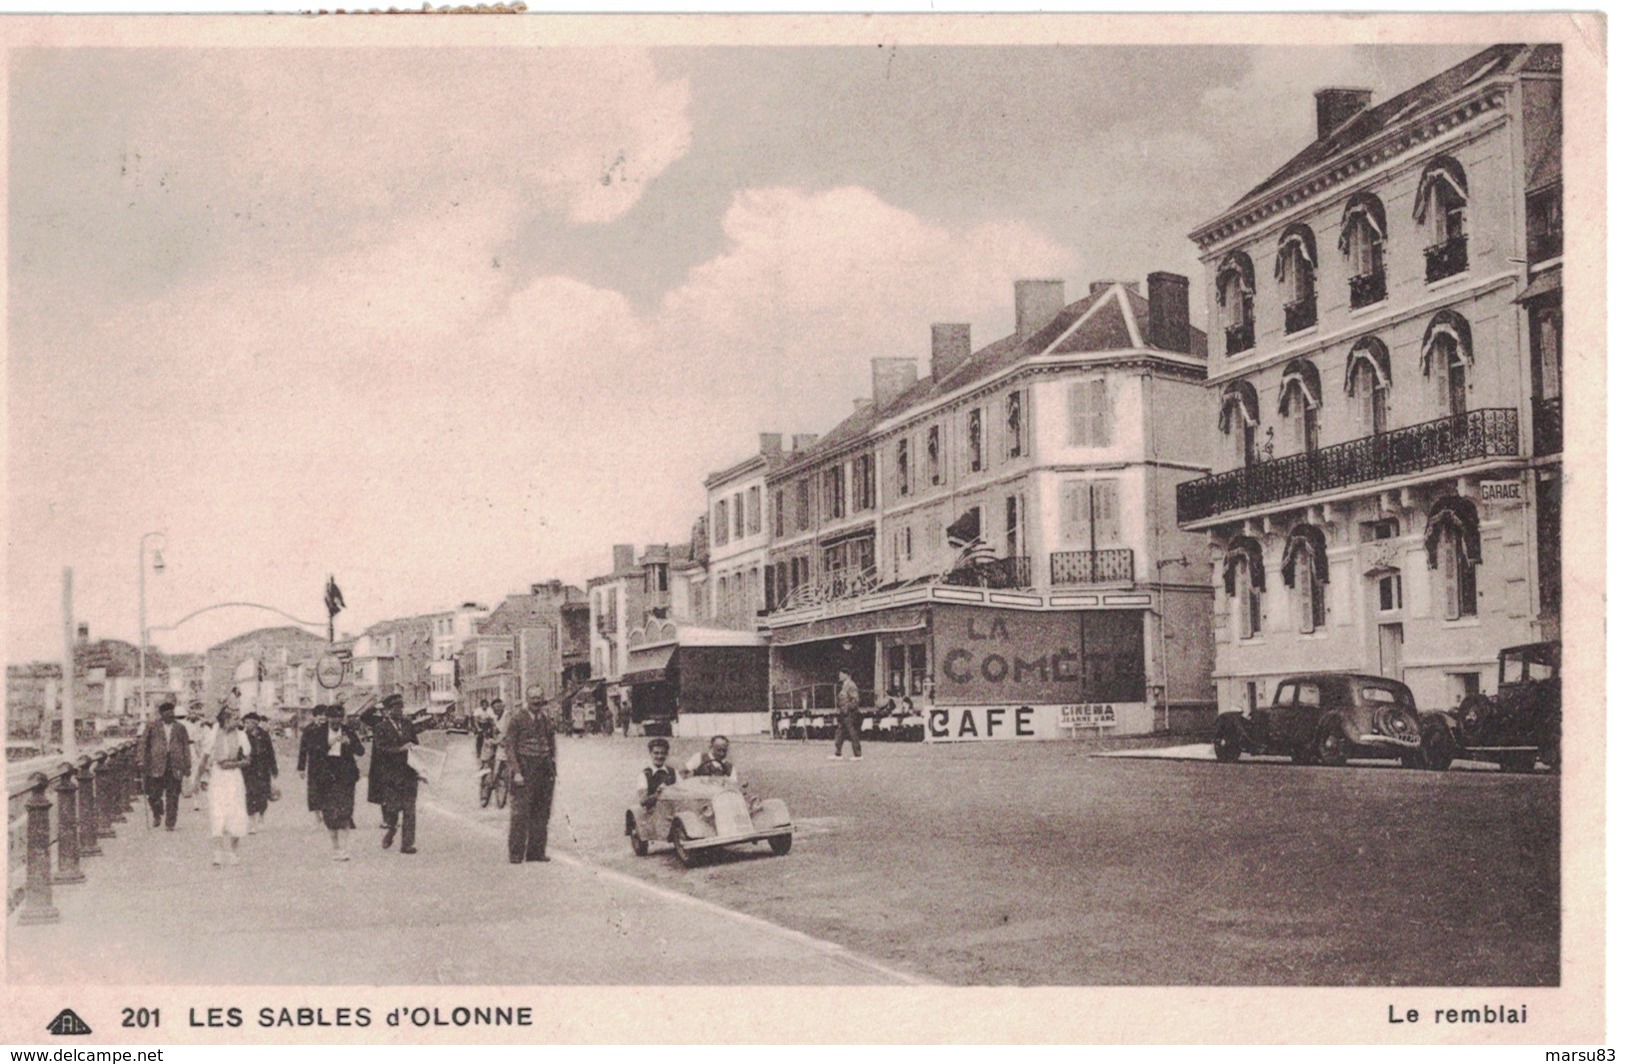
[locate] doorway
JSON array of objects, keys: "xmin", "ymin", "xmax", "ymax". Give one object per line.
[{"xmin": 1378, "ymin": 623, "xmax": 1405, "ymax": 680}]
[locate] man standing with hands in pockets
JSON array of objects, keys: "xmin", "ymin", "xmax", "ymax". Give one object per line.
[{"xmin": 504, "ymin": 686, "xmax": 557, "ymax": 864}]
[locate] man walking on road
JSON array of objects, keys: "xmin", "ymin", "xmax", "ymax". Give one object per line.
[
  {"xmin": 368, "ymin": 694, "xmax": 421, "ymax": 854},
  {"xmin": 504, "ymin": 686, "xmax": 557, "ymax": 864},
  {"xmin": 242, "ymin": 712, "xmax": 279, "ymax": 832},
  {"xmin": 831, "ymin": 668, "xmax": 864, "ymax": 761},
  {"xmin": 138, "ymin": 701, "xmax": 192, "ymax": 830}
]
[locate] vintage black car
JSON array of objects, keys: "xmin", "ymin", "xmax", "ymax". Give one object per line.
[
  {"xmin": 1214, "ymin": 673, "xmax": 1425, "ymax": 767},
  {"xmin": 1422, "ymin": 642, "xmax": 1560, "ymax": 773}
]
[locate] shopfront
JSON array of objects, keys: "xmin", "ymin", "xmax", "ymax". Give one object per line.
[
  {"xmin": 623, "ymin": 623, "xmax": 770, "ymax": 737},
  {"xmin": 768, "ymin": 602, "xmax": 1151, "ymax": 740}
]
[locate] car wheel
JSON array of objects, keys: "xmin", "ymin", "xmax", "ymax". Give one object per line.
[
  {"xmin": 671, "ymin": 824, "xmax": 699, "ymax": 868},
  {"xmin": 768, "ymin": 833, "xmax": 792, "ymax": 856},
  {"xmin": 1213, "ymin": 721, "xmax": 1243, "ymax": 763},
  {"xmin": 1419, "ymin": 725, "xmax": 1455, "ymax": 771},
  {"xmin": 1316, "ymin": 721, "xmax": 1350, "ymax": 768},
  {"xmin": 627, "ymin": 814, "xmax": 649, "ymax": 857}
]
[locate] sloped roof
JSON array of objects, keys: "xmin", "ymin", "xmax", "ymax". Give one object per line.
[
  {"xmin": 775, "ymin": 282, "xmax": 1203, "ymax": 474},
  {"xmin": 1236, "ymin": 44, "xmax": 1559, "ymax": 207}
]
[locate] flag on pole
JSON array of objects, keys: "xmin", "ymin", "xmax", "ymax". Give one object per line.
[{"xmin": 325, "ymin": 575, "xmax": 346, "ymax": 618}]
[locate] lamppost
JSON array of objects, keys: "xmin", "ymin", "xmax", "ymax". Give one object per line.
[{"xmin": 137, "ymin": 531, "xmax": 167, "ymax": 722}]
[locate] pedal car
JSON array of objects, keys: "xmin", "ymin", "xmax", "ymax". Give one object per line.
[{"xmin": 625, "ymin": 776, "xmax": 792, "ymax": 867}]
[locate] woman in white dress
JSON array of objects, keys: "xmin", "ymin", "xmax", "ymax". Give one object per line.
[{"xmin": 199, "ymin": 707, "xmax": 251, "ymax": 866}]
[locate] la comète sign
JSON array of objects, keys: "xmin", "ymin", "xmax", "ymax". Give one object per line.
[{"xmin": 933, "ymin": 605, "xmax": 1083, "ymax": 706}]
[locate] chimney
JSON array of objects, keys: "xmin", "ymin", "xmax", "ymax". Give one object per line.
[
  {"xmin": 930, "ymin": 323, "xmax": 972, "ymax": 382},
  {"xmin": 871, "ymin": 357, "xmax": 919, "ymax": 409},
  {"xmin": 1315, "ymin": 88, "xmax": 1373, "ymax": 140},
  {"xmin": 1014, "ymin": 279, "xmax": 1065, "ymax": 340},
  {"xmin": 791, "ymin": 433, "xmax": 820, "ymax": 452},
  {"xmin": 612, "ymin": 544, "xmax": 635, "ymax": 572},
  {"xmin": 1146, "ymin": 272, "xmax": 1191, "ymax": 353},
  {"xmin": 758, "ymin": 433, "xmax": 783, "ymax": 456}
]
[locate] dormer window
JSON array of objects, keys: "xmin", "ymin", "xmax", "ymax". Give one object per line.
[
  {"xmin": 1216, "ymin": 250, "xmax": 1256, "ymax": 355},
  {"xmin": 1340, "ymin": 192, "xmax": 1388, "ymax": 308},
  {"xmin": 1276, "ymin": 224, "xmax": 1318, "ymax": 334},
  {"xmin": 1415, "ymin": 155, "xmax": 1469, "ymax": 281}
]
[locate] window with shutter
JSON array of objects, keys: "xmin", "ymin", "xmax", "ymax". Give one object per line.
[
  {"xmin": 1090, "ymin": 379, "xmax": 1111, "ymax": 447},
  {"xmin": 1006, "ymin": 391, "xmax": 1024, "ymax": 458},
  {"xmin": 1061, "ymin": 481, "xmax": 1089, "ymax": 544},
  {"xmin": 1093, "ymin": 481, "xmax": 1120, "ymax": 545},
  {"xmin": 967, "ymin": 407, "xmax": 983, "ymax": 472},
  {"xmin": 897, "ymin": 439, "xmax": 911, "ymax": 497}
]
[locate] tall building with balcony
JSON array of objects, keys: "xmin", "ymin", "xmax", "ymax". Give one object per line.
[
  {"xmin": 763, "ymin": 275, "xmax": 1216, "ymax": 738},
  {"xmin": 1178, "ymin": 45, "xmax": 1562, "ymax": 716},
  {"xmin": 703, "ymin": 434, "xmax": 788, "ymax": 629},
  {"xmin": 429, "ymin": 602, "xmax": 488, "ymax": 710}
]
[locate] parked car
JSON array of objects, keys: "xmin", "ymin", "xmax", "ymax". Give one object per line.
[
  {"xmin": 1420, "ymin": 642, "xmax": 1560, "ymax": 773},
  {"xmin": 1214, "ymin": 673, "xmax": 1425, "ymax": 767},
  {"xmin": 625, "ymin": 776, "xmax": 793, "ymax": 867}
]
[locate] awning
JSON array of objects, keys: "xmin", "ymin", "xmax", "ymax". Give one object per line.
[
  {"xmin": 1274, "ymin": 222, "xmax": 1318, "ymax": 279},
  {"xmin": 1421, "ymin": 309, "xmax": 1474, "ymax": 376},
  {"xmin": 1280, "ymin": 524, "xmax": 1330, "ymax": 588},
  {"xmin": 1424, "ymin": 496, "xmax": 1482, "ymax": 568},
  {"xmin": 622, "ymin": 644, "xmax": 676, "ymax": 685},
  {"xmin": 1412, "ymin": 155, "xmax": 1469, "ymax": 221},
  {"xmin": 1338, "ymin": 191, "xmax": 1388, "ymax": 251},
  {"xmin": 772, "ymin": 608, "xmax": 928, "ymax": 649},
  {"xmin": 1222, "ymin": 535, "xmax": 1265, "ymax": 596},
  {"xmin": 1216, "ymin": 249, "xmax": 1256, "ymax": 302},
  {"xmin": 1218, "ymin": 379, "xmax": 1260, "ymax": 434},
  {"xmin": 1277, "ymin": 357, "xmax": 1322, "ymax": 414},
  {"xmin": 1344, "ymin": 336, "xmax": 1392, "ymax": 394},
  {"xmin": 1515, "ymin": 267, "xmax": 1562, "ymax": 304}
]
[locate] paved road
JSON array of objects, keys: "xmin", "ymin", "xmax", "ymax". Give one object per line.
[
  {"xmin": 555, "ymin": 734, "xmax": 1559, "ymax": 986},
  {"xmin": 6, "ymin": 733, "xmax": 919, "ymax": 986},
  {"xmin": 9, "ymin": 730, "xmax": 1558, "ymax": 987}
]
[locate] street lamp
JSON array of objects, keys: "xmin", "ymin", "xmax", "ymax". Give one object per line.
[{"xmin": 137, "ymin": 531, "xmax": 166, "ymax": 722}]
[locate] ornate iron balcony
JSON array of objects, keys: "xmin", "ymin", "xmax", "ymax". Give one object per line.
[
  {"xmin": 1533, "ymin": 396, "xmax": 1562, "ymax": 457},
  {"xmin": 941, "ymin": 556, "xmax": 1032, "ymax": 590},
  {"xmin": 1224, "ymin": 320, "xmax": 1255, "ymax": 356},
  {"xmin": 1284, "ymin": 295, "xmax": 1318, "ymax": 334},
  {"xmin": 1424, "ymin": 234, "xmax": 1469, "ymax": 282},
  {"xmin": 1349, "ymin": 268, "xmax": 1387, "ymax": 309},
  {"xmin": 1177, "ymin": 408, "xmax": 1521, "ymax": 524},
  {"xmin": 1050, "ymin": 548, "xmax": 1135, "ymax": 586}
]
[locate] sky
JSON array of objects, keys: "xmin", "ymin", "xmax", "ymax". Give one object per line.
[{"xmin": 7, "ymin": 40, "xmax": 1482, "ymax": 660}]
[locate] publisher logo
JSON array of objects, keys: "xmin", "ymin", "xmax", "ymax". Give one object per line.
[{"xmin": 47, "ymin": 1008, "xmax": 93, "ymax": 1036}]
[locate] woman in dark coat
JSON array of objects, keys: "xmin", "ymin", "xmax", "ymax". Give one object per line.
[
  {"xmin": 242, "ymin": 713, "xmax": 279, "ymax": 830},
  {"xmin": 298, "ymin": 704, "xmax": 364, "ymax": 861}
]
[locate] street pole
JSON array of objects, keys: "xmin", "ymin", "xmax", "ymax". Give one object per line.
[
  {"xmin": 136, "ymin": 532, "xmax": 165, "ymax": 723},
  {"xmin": 62, "ymin": 567, "xmax": 76, "ymax": 763}
]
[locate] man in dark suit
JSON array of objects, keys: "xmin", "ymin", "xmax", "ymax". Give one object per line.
[
  {"xmin": 138, "ymin": 701, "xmax": 193, "ymax": 830},
  {"xmin": 502, "ymin": 686, "xmax": 557, "ymax": 864},
  {"xmin": 368, "ymin": 694, "xmax": 420, "ymax": 854}
]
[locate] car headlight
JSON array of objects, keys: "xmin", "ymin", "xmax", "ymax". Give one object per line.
[{"xmin": 699, "ymin": 804, "xmax": 712, "ymax": 820}]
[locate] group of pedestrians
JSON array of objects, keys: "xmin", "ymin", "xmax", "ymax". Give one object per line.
[
  {"xmin": 136, "ymin": 700, "xmax": 280, "ymax": 866},
  {"xmin": 296, "ymin": 694, "xmax": 423, "ymax": 861}
]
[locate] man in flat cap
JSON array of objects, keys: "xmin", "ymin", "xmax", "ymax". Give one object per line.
[
  {"xmin": 138, "ymin": 701, "xmax": 192, "ymax": 830},
  {"xmin": 502, "ymin": 686, "xmax": 557, "ymax": 863},
  {"xmin": 367, "ymin": 693, "xmax": 420, "ymax": 854}
]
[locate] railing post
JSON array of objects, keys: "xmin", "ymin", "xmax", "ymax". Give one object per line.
[
  {"xmin": 53, "ymin": 765, "xmax": 85, "ymax": 884},
  {"xmin": 93, "ymin": 753, "xmax": 116, "ymax": 839},
  {"xmin": 111, "ymin": 746, "xmax": 132, "ymax": 823},
  {"xmin": 17, "ymin": 773, "xmax": 60, "ymax": 924},
  {"xmin": 77, "ymin": 757, "xmax": 102, "ymax": 857}
]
